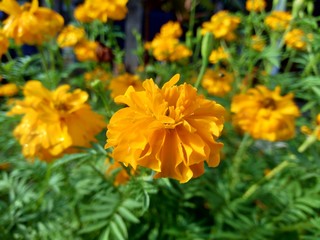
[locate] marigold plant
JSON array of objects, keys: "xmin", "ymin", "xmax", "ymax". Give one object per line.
[{"xmin": 106, "ymin": 74, "xmax": 225, "ymax": 183}]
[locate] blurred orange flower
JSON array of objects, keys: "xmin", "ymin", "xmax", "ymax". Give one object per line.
[
  {"xmin": 202, "ymin": 68, "xmax": 233, "ymax": 97},
  {"xmin": 74, "ymin": 40, "xmax": 99, "ymax": 62},
  {"xmin": 57, "ymin": 25, "xmax": 85, "ymax": 48},
  {"xmin": 105, "ymin": 158, "xmax": 132, "ymax": 186},
  {"xmin": 0, "ymin": 83, "xmax": 19, "ymax": 97},
  {"xmin": 0, "ymin": 0, "xmax": 64, "ymax": 45},
  {"xmin": 8, "ymin": 81, "xmax": 106, "ymax": 162},
  {"xmin": 246, "ymin": 0, "xmax": 266, "ymax": 12},
  {"xmin": 284, "ymin": 29, "xmax": 312, "ymax": 51},
  {"xmin": 109, "ymin": 73, "xmax": 143, "ymax": 99},
  {"xmin": 251, "ymin": 35, "xmax": 266, "ymax": 51},
  {"xmin": 105, "ymin": 74, "xmax": 225, "ymax": 183},
  {"xmin": 265, "ymin": 11, "xmax": 291, "ymax": 31},
  {"xmin": 0, "ymin": 30, "xmax": 9, "ymax": 57},
  {"xmin": 74, "ymin": 0, "xmax": 128, "ymax": 23},
  {"xmin": 209, "ymin": 47, "xmax": 229, "ymax": 64},
  {"xmin": 201, "ymin": 11, "xmax": 240, "ymax": 41},
  {"xmin": 147, "ymin": 21, "xmax": 192, "ymax": 62},
  {"xmin": 231, "ymin": 85, "xmax": 300, "ymax": 141}
]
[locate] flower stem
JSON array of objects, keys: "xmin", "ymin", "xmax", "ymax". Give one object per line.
[
  {"xmin": 230, "ymin": 133, "xmax": 251, "ymax": 189},
  {"xmin": 37, "ymin": 162, "xmax": 53, "ymax": 207},
  {"xmin": 242, "ymin": 160, "xmax": 291, "ymax": 199}
]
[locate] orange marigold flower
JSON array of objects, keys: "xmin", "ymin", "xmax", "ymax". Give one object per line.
[
  {"xmin": 0, "ymin": 83, "xmax": 19, "ymax": 97},
  {"xmin": 105, "ymin": 158, "xmax": 131, "ymax": 186},
  {"xmin": 201, "ymin": 11, "xmax": 240, "ymax": 41},
  {"xmin": 265, "ymin": 11, "xmax": 291, "ymax": 31},
  {"xmin": 246, "ymin": 0, "xmax": 266, "ymax": 12},
  {"xmin": 105, "ymin": 74, "xmax": 225, "ymax": 183},
  {"xmin": 147, "ymin": 21, "xmax": 192, "ymax": 62},
  {"xmin": 74, "ymin": 39, "xmax": 98, "ymax": 62},
  {"xmin": 149, "ymin": 37, "xmax": 192, "ymax": 61},
  {"xmin": 284, "ymin": 29, "xmax": 312, "ymax": 51},
  {"xmin": 0, "ymin": 30, "xmax": 9, "ymax": 57},
  {"xmin": 231, "ymin": 85, "xmax": 300, "ymax": 141},
  {"xmin": 8, "ymin": 81, "xmax": 106, "ymax": 162},
  {"xmin": 74, "ymin": 0, "xmax": 128, "ymax": 23},
  {"xmin": 251, "ymin": 35, "xmax": 266, "ymax": 51},
  {"xmin": 109, "ymin": 73, "xmax": 143, "ymax": 99},
  {"xmin": 202, "ymin": 68, "xmax": 233, "ymax": 97},
  {"xmin": 159, "ymin": 21, "xmax": 183, "ymax": 38},
  {"xmin": 57, "ymin": 25, "xmax": 85, "ymax": 48},
  {"xmin": 209, "ymin": 47, "xmax": 229, "ymax": 64},
  {"xmin": 0, "ymin": 0, "xmax": 64, "ymax": 45}
]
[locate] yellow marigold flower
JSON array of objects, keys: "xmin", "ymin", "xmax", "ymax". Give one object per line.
[
  {"xmin": 0, "ymin": 0, "xmax": 64, "ymax": 45},
  {"xmin": 109, "ymin": 73, "xmax": 143, "ymax": 99},
  {"xmin": 149, "ymin": 36, "xmax": 192, "ymax": 62},
  {"xmin": 0, "ymin": 83, "xmax": 19, "ymax": 97},
  {"xmin": 159, "ymin": 21, "xmax": 183, "ymax": 38},
  {"xmin": 231, "ymin": 85, "xmax": 300, "ymax": 141},
  {"xmin": 246, "ymin": 0, "xmax": 266, "ymax": 12},
  {"xmin": 265, "ymin": 11, "xmax": 291, "ymax": 31},
  {"xmin": 209, "ymin": 47, "xmax": 229, "ymax": 64},
  {"xmin": 201, "ymin": 11, "xmax": 240, "ymax": 41},
  {"xmin": 0, "ymin": 30, "xmax": 9, "ymax": 57},
  {"xmin": 251, "ymin": 35, "xmax": 266, "ymax": 51},
  {"xmin": 105, "ymin": 158, "xmax": 131, "ymax": 186},
  {"xmin": 105, "ymin": 74, "xmax": 225, "ymax": 183},
  {"xmin": 74, "ymin": 0, "xmax": 128, "ymax": 23},
  {"xmin": 57, "ymin": 25, "xmax": 85, "ymax": 48},
  {"xmin": 8, "ymin": 81, "xmax": 106, "ymax": 162},
  {"xmin": 84, "ymin": 67, "xmax": 111, "ymax": 88},
  {"xmin": 284, "ymin": 29, "xmax": 312, "ymax": 51},
  {"xmin": 202, "ymin": 68, "xmax": 233, "ymax": 97},
  {"xmin": 74, "ymin": 40, "xmax": 98, "ymax": 62}
]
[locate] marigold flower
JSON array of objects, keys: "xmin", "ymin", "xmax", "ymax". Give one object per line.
[
  {"xmin": 202, "ymin": 69, "xmax": 233, "ymax": 97},
  {"xmin": 57, "ymin": 25, "xmax": 85, "ymax": 48},
  {"xmin": 0, "ymin": 30, "xmax": 9, "ymax": 57},
  {"xmin": 0, "ymin": 0, "xmax": 64, "ymax": 45},
  {"xmin": 0, "ymin": 83, "xmax": 19, "ymax": 97},
  {"xmin": 8, "ymin": 81, "xmax": 106, "ymax": 162},
  {"xmin": 105, "ymin": 74, "xmax": 225, "ymax": 183},
  {"xmin": 251, "ymin": 35, "xmax": 266, "ymax": 51},
  {"xmin": 109, "ymin": 73, "xmax": 143, "ymax": 99},
  {"xmin": 284, "ymin": 29, "xmax": 312, "ymax": 51},
  {"xmin": 159, "ymin": 21, "xmax": 183, "ymax": 38},
  {"xmin": 74, "ymin": 0, "xmax": 128, "ymax": 23},
  {"xmin": 74, "ymin": 40, "xmax": 99, "ymax": 62},
  {"xmin": 231, "ymin": 85, "xmax": 300, "ymax": 141},
  {"xmin": 209, "ymin": 47, "xmax": 229, "ymax": 64},
  {"xmin": 265, "ymin": 11, "xmax": 291, "ymax": 31},
  {"xmin": 149, "ymin": 36, "xmax": 192, "ymax": 62},
  {"xmin": 246, "ymin": 0, "xmax": 266, "ymax": 12},
  {"xmin": 147, "ymin": 21, "xmax": 192, "ymax": 62},
  {"xmin": 201, "ymin": 11, "xmax": 240, "ymax": 41}
]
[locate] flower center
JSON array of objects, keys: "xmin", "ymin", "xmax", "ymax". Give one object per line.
[{"xmin": 261, "ymin": 97, "xmax": 276, "ymax": 110}]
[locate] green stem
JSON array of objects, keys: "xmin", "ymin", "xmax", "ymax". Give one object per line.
[
  {"xmin": 298, "ymin": 133, "xmax": 317, "ymax": 152},
  {"xmin": 242, "ymin": 160, "xmax": 291, "ymax": 199},
  {"xmin": 194, "ymin": 57, "xmax": 208, "ymax": 89},
  {"xmin": 37, "ymin": 162, "xmax": 53, "ymax": 206},
  {"xmin": 38, "ymin": 46, "xmax": 53, "ymax": 89},
  {"xmin": 230, "ymin": 133, "xmax": 251, "ymax": 189}
]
